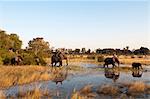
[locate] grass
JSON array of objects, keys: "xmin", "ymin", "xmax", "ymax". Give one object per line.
[
  {"xmin": 128, "ymin": 81, "xmax": 145, "ymax": 93},
  {"xmin": 72, "ymin": 82, "xmax": 150, "ymax": 98},
  {"xmin": 119, "ymin": 56, "xmax": 150, "ymax": 65},
  {"xmin": 67, "ymin": 55, "xmax": 150, "ymax": 65},
  {"xmin": 0, "ymin": 65, "xmax": 53, "ymax": 89},
  {"xmin": 0, "ymin": 64, "xmax": 87, "ymax": 89},
  {"xmin": 71, "ymin": 85, "xmax": 96, "ymax": 99},
  {"xmin": 4, "ymin": 86, "xmax": 52, "ymax": 98},
  {"xmin": 0, "ymin": 91, "xmax": 5, "ymax": 99},
  {"xmin": 97, "ymin": 84, "xmax": 119, "ymax": 95}
]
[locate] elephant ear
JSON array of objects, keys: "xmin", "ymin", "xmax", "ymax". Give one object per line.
[{"xmin": 59, "ymin": 53, "xmax": 64, "ymax": 59}]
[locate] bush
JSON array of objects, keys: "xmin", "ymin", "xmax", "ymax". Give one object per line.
[
  {"xmin": 87, "ymin": 55, "xmax": 95, "ymax": 60},
  {"xmin": 3, "ymin": 57, "xmax": 11, "ymax": 65},
  {"xmin": 138, "ymin": 56, "xmax": 143, "ymax": 58},
  {"xmin": 22, "ymin": 53, "xmax": 36, "ymax": 65},
  {"xmin": 21, "ymin": 52, "xmax": 46, "ymax": 66},
  {"xmin": 131, "ymin": 55, "xmax": 135, "ymax": 58},
  {"xmin": 0, "ymin": 49, "xmax": 15, "ymax": 65},
  {"xmin": 97, "ymin": 56, "xmax": 104, "ymax": 62}
]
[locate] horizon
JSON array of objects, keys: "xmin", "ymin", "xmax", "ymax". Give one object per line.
[{"xmin": 0, "ymin": 0, "xmax": 149, "ymax": 50}]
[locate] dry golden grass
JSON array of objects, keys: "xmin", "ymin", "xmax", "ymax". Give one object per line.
[
  {"xmin": 0, "ymin": 64, "xmax": 85, "ymax": 89},
  {"xmin": 67, "ymin": 55, "xmax": 150, "ymax": 65},
  {"xmin": 0, "ymin": 65, "xmax": 53, "ymax": 89},
  {"xmin": 71, "ymin": 85, "xmax": 96, "ymax": 99},
  {"xmin": 128, "ymin": 81, "xmax": 145, "ymax": 93},
  {"xmin": 16, "ymin": 86, "xmax": 51, "ymax": 99},
  {"xmin": 0, "ymin": 91, "xmax": 5, "ymax": 99},
  {"xmin": 119, "ymin": 56, "xmax": 150, "ymax": 65},
  {"xmin": 79, "ymin": 85, "xmax": 93, "ymax": 95},
  {"xmin": 97, "ymin": 84, "xmax": 119, "ymax": 95}
]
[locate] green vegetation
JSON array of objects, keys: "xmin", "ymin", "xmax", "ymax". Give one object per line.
[{"xmin": 0, "ymin": 29, "xmax": 50, "ymax": 65}]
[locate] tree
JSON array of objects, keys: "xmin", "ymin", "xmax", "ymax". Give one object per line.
[
  {"xmin": 0, "ymin": 30, "xmax": 22, "ymax": 51},
  {"xmin": 74, "ymin": 48, "xmax": 80, "ymax": 54},
  {"xmin": 140, "ymin": 47, "xmax": 149, "ymax": 55},
  {"xmin": 81, "ymin": 48, "xmax": 86, "ymax": 54},
  {"xmin": 86, "ymin": 49, "xmax": 91, "ymax": 54},
  {"xmin": 9, "ymin": 34, "xmax": 22, "ymax": 51},
  {"xmin": 27, "ymin": 37, "xmax": 51, "ymax": 57}
]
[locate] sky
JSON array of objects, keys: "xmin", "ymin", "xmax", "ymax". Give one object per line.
[{"xmin": 0, "ymin": 0, "xmax": 149, "ymax": 50}]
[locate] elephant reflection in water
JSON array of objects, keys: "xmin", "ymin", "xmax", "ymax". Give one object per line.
[
  {"xmin": 132, "ymin": 69, "xmax": 143, "ymax": 78},
  {"xmin": 104, "ymin": 68, "xmax": 120, "ymax": 82},
  {"xmin": 51, "ymin": 67, "xmax": 68, "ymax": 85}
]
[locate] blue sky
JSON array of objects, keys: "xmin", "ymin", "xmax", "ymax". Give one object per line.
[{"xmin": 0, "ymin": 0, "xmax": 149, "ymax": 50}]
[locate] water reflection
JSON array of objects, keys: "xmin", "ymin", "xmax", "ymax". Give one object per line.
[
  {"xmin": 51, "ymin": 67, "xmax": 68, "ymax": 85},
  {"xmin": 132, "ymin": 69, "xmax": 143, "ymax": 78},
  {"xmin": 104, "ymin": 68, "xmax": 120, "ymax": 82}
]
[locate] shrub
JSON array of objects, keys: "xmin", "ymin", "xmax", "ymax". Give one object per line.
[
  {"xmin": 3, "ymin": 57, "xmax": 11, "ymax": 65},
  {"xmin": 97, "ymin": 56, "xmax": 104, "ymax": 62},
  {"xmin": 22, "ymin": 53, "xmax": 36, "ymax": 65},
  {"xmin": 131, "ymin": 55, "xmax": 135, "ymax": 58},
  {"xmin": 21, "ymin": 52, "xmax": 46, "ymax": 66},
  {"xmin": 87, "ymin": 55, "xmax": 95, "ymax": 60}
]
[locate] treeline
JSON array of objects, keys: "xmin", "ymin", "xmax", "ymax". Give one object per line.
[
  {"xmin": 60, "ymin": 47, "xmax": 150, "ymax": 55},
  {"xmin": 95, "ymin": 47, "xmax": 150, "ymax": 55},
  {"xmin": 0, "ymin": 29, "xmax": 51, "ymax": 65}
]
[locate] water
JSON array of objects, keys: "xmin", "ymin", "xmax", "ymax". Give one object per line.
[{"xmin": 1, "ymin": 62, "xmax": 150, "ymax": 98}]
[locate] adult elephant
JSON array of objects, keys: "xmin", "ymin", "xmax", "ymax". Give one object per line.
[
  {"xmin": 51, "ymin": 52, "xmax": 68, "ymax": 67},
  {"xmin": 11, "ymin": 56, "xmax": 23, "ymax": 65},
  {"xmin": 103, "ymin": 57, "xmax": 120, "ymax": 68}
]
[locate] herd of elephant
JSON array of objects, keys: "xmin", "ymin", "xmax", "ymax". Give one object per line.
[
  {"xmin": 12, "ymin": 53, "xmax": 143, "ymax": 70},
  {"xmin": 52, "ymin": 53, "xmax": 143, "ymax": 70},
  {"xmin": 103, "ymin": 57, "xmax": 143, "ymax": 70}
]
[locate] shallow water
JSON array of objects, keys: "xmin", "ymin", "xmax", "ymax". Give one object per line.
[{"xmin": 1, "ymin": 62, "xmax": 150, "ymax": 98}]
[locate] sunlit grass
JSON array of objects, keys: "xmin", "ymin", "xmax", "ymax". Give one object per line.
[
  {"xmin": 0, "ymin": 64, "xmax": 87, "ymax": 89},
  {"xmin": 97, "ymin": 84, "xmax": 119, "ymax": 95},
  {"xmin": 0, "ymin": 66, "xmax": 54, "ymax": 89},
  {"xmin": 0, "ymin": 91, "xmax": 5, "ymax": 99},
  {"xmin": 71, "ymin": 85, "xmax": 96, "ymax": 99},
  {"xmin": 72, "ymin": 82, "xmax": 150, "ymax": 98}
]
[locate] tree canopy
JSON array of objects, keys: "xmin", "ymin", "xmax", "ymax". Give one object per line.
[
  {"xmin": 27, "ymin": 37, "xmax": 51, "ymax": 57},
  {"xmin": 0, "ymin": 30, "xmax": 22, "ymax": 51}
]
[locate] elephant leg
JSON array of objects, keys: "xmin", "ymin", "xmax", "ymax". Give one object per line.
[
  {"xmin": 106, "ymin": 64, "xmax": 108, "ymax": 68},
  {"xmin": 66, "ymin": 59, "xmax": 68, "ymax": 66},
  {"xmin": 139, "ymin": 65, "xmax": 142, "ymax": 69},
  {"xmin": 103, "ymin": 64, "xmax": 106, "ymax": 68},
  {"xmin": 59, "ymin": 61, "xmax": 62, "ymax": 66},
  {"xmin": 138, "ymin": 66, "xmax": 139, "ymax": 70},
  {"xmin": 51, "ymin": 62, "xmax": 53, "ymax": 67},
  {"xmin": 112, "ymin": 63, "xmax": 115, "ymax": 68},
  {"xmin": 54, "ymin": 62, "xmax": 57, "ymax": 67}
]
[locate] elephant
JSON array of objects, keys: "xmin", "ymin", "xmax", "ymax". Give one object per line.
[
  {"xmin": 104, "ymin": 68, "xmax": 120, "ymax": 82},
  {"xmin": 51, "ymin": 52, "xmax": 68, "ymax": 67},
  {"xmin": 132, "ymin": 62, "xmax": 143, "ymax": 70},
  {"xmin": 103, "ymin": 57, "xmax": 120, "ymax": 68},
  {"xmin": 11, "ymin": 56, "xmax": 23, "ymax": 65}
]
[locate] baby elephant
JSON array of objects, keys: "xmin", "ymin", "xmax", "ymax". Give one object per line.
[{"xmin": 132, "ymin": 62, "xmax": 143, "ymax": 70}]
